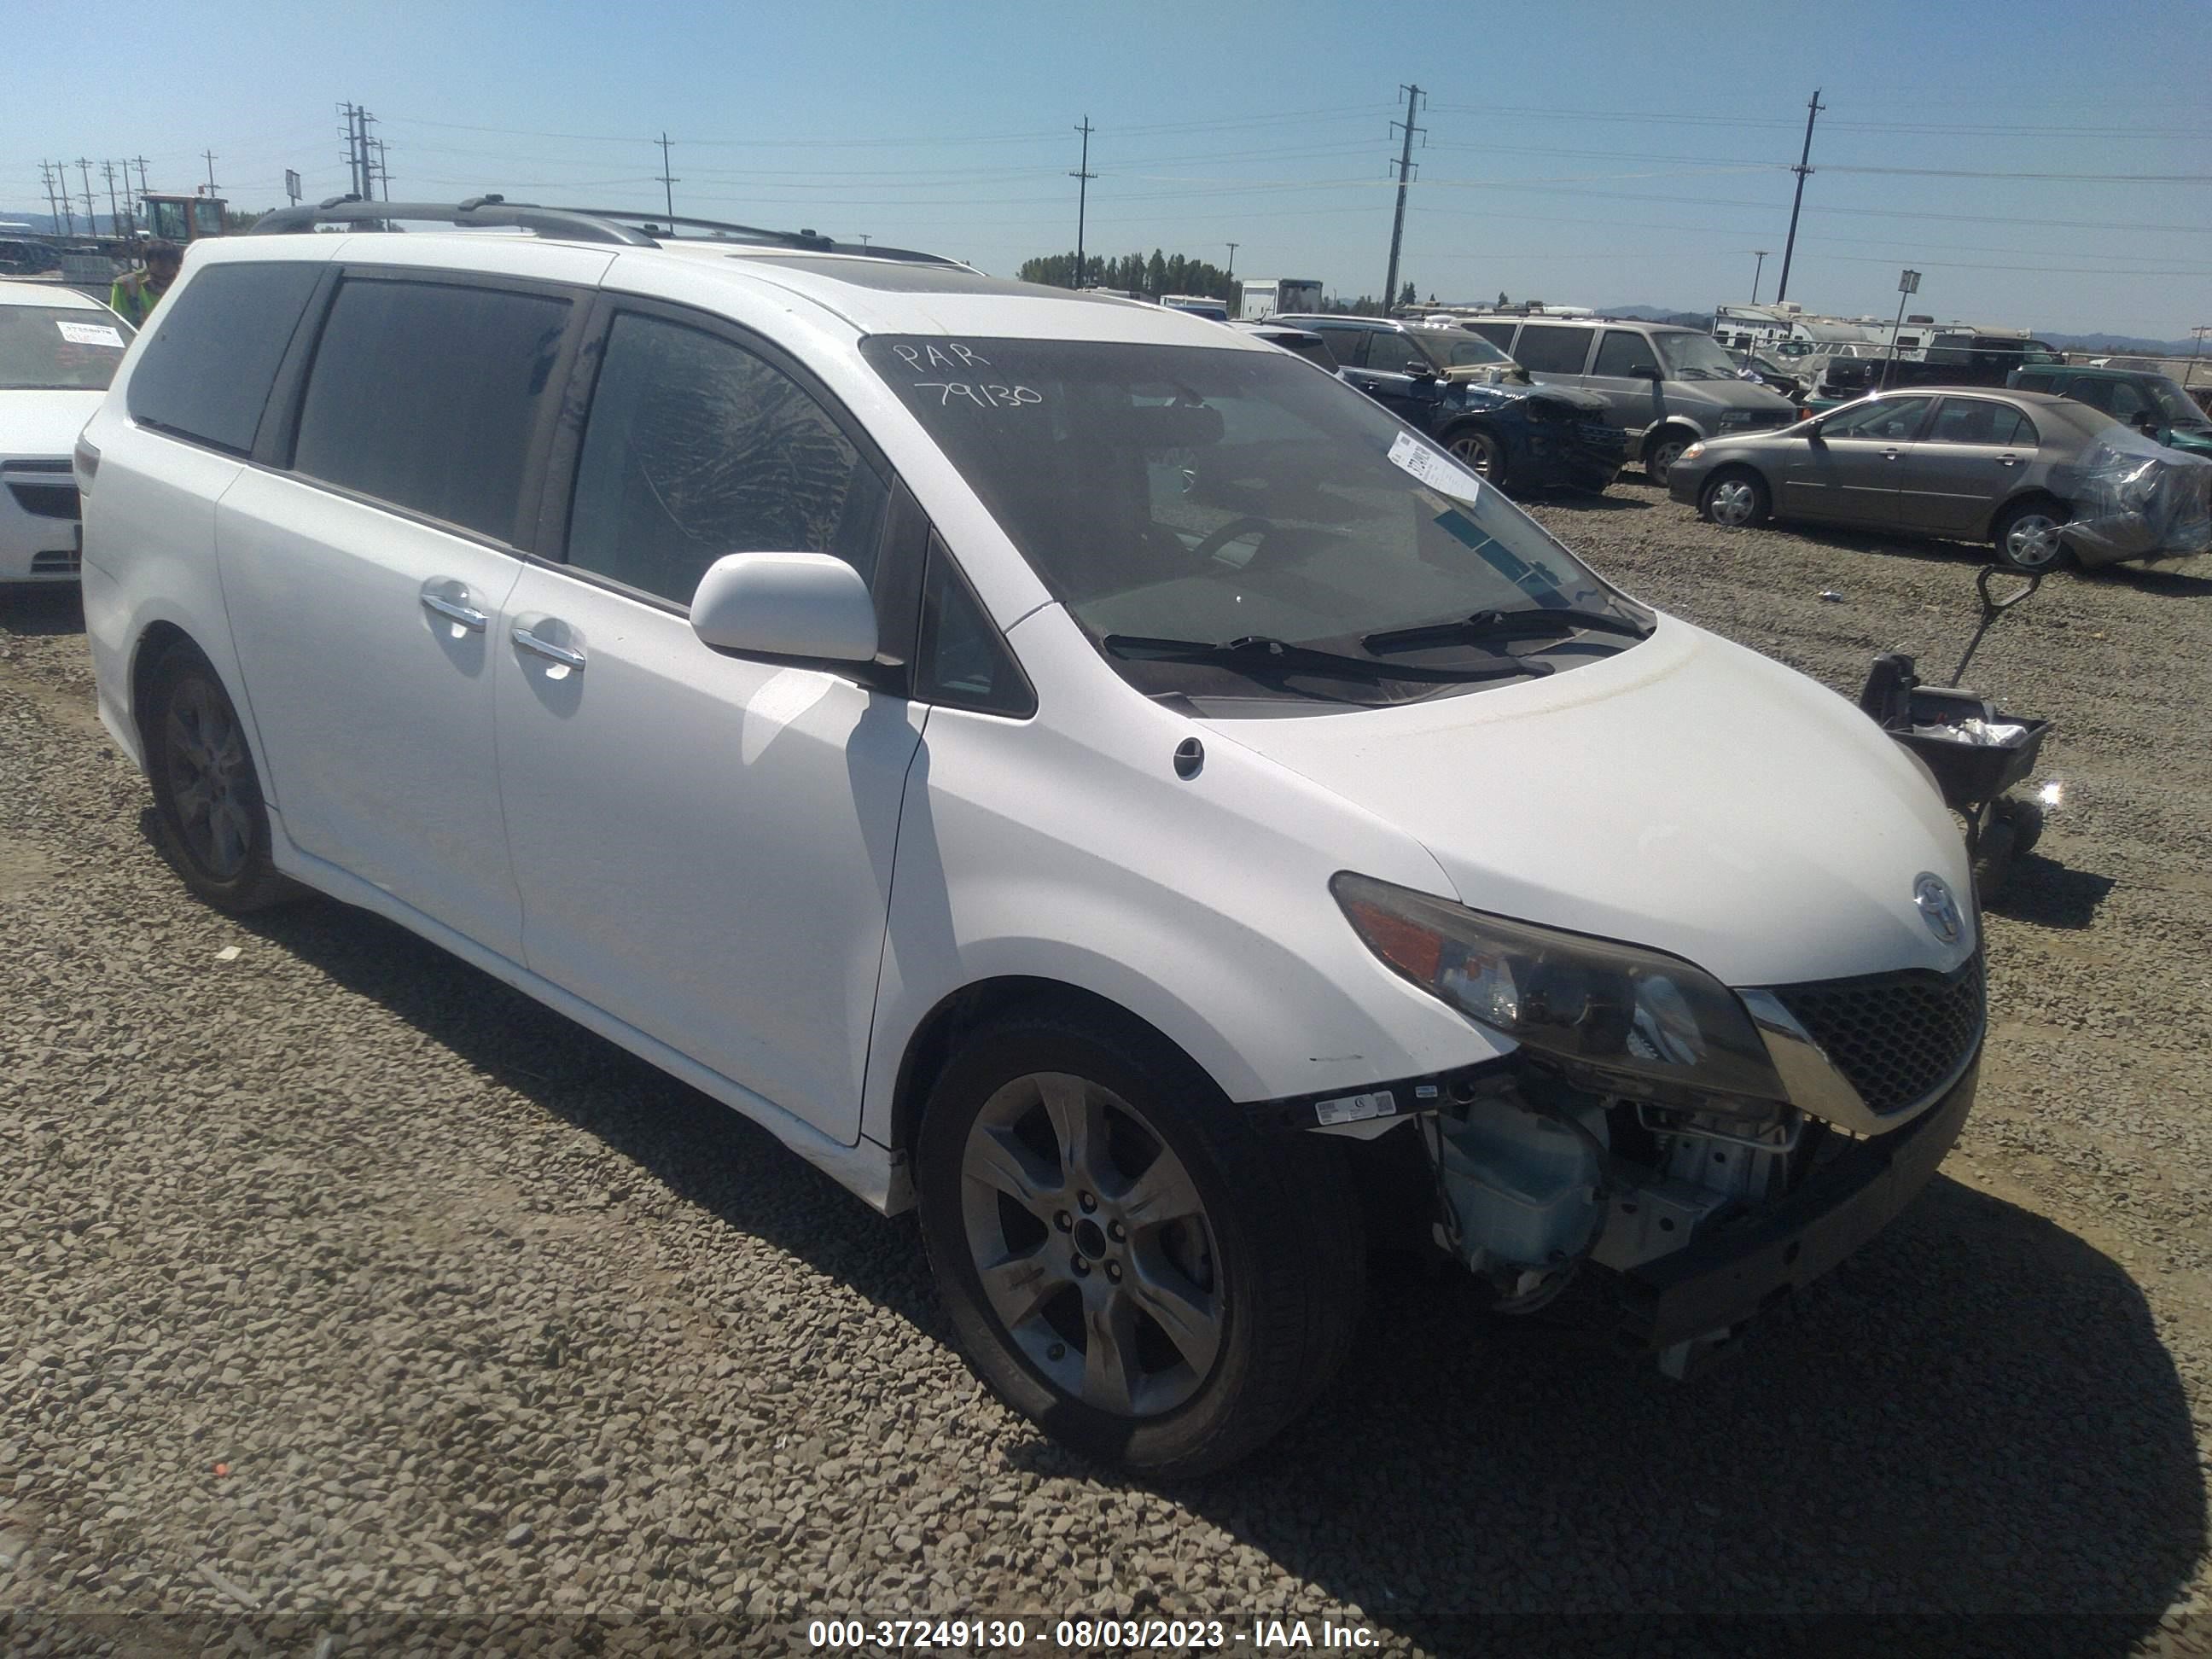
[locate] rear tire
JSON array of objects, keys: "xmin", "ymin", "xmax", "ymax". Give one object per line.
[
  {"xmin": 143, "ymin": 643, "xmax": 294, "ymax": 914},
  {"xmin": 1444, "ymin": 426, "xmax": 1509, "ymax": 490},
  {"xmin": 1993, "ymin": 498, "xmax": 2072, "ymax": 573},
  {"xmin": 1699, "ymin": 469, "xmax": 1770, "ymax": 528},
  {"xmin": 915, "ymin": 1010, "xmax": 1365, "ymax": 1480}
]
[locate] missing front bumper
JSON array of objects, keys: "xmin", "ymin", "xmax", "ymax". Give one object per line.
[{"xmin": 1611, "ymin": 1055, "xmax": 1978, "ymax": 1353}]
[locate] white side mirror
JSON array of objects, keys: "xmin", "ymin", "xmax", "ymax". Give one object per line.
[{"xmin": 689, "ymin": 551, "xmax": 877, "ymax": 664}]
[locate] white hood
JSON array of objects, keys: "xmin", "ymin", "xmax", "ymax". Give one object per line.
[
  {"xmin": 1204, "ymin": 618, "xmax": 1976, "ymax": 987},
  {"xmin": 0, "ymin": 389, "xmax": 102, "ymax": 463}
]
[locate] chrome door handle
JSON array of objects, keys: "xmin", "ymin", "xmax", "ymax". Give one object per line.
[
  {"xmin": 1880, "ymin": 447, "xmax": 1901, "ymax": 459},
  {"xmin": 420, "ymin": 591, "xmax": 488, "ymax": 632},
  {"xmin": 1995, "ymin": 455, "xmax": 2020, "ymax": 467},
  {"xmin": 512, "ymin": 623, "xmax": 585, "ymax": 672}
]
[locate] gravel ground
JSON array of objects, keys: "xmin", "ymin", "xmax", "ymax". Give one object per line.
[{"xmin": 3, "ymin": 482, "xmax": 2209, "ymax": 1656}]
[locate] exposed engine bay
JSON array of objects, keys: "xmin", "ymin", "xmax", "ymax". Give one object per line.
[{"xmin": 1418, "ymin": 1070, "xmax": 1819, "ymax": 1371}]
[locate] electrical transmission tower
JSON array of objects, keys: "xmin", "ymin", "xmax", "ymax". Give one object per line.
[{"xmin": 1383, "ymin": 84, "xmax": 1424, "ymax": 311}]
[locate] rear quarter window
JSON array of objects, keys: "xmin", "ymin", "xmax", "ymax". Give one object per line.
[
  {"xmin": 125, "ymin": 261, "xmax": 323, "ymax": 454},
  {"xmin": 1511, "ymin": 324, "xmax": 1593, "ymax": 374}
]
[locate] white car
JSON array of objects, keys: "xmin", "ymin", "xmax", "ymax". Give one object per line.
[
  {"xmin": 1, "ymin": 278, "xmax": 133, "ymax": 582},
  {"xmin": 79, "ymin": 205, "xmax": 1985, "ymax": 1477}
]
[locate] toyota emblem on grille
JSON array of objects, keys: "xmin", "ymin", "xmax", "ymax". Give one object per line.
[{"xmin": 1914, "ymin": 873, "xmax": 1964, "ymax": 944}]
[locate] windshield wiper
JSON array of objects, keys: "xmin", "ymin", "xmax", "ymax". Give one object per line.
[
  {"xmin": 1361, "ymin": 606, "xmax": 1652, "ymax": 656},
  {"xmin": 1103, "ymin": 632, "xmax": 1548, "ymax": 684}
]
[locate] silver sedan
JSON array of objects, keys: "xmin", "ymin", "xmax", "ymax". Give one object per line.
[{"xmin": 1666, "ymin": 387, "xmax": 2119, "ymax": 571}]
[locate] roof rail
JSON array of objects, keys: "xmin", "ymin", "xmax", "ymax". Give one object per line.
[
  {"xmin": 249, "ymin": 195, "xmax": 659, "ymax": 246},
  {"xmin": 552, "ymin": 207, "xmax": 963, "ymax": 266}
]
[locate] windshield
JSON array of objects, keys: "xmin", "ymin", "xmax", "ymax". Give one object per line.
[
  {"xmin": 1409, "ymin": 329, "xmax": 1514, "ymax": 371},
  {"xmin": 2145, "ymin": 376, "xmax": 2210, "ymax": 426},
  {"xmin": 0, "ymin": 304, "xmax": 133, "ymax": 390},
  {"xmin": 862, "ymin": 336, "xmax": 1631, "ymax": 702},
  {"xmin": 1652, "ymin": 332, "xmax": 1743, "ymax": 381}
]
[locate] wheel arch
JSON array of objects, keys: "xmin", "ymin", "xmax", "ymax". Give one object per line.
[
  {"xmin": 128, "ymin": 619, "xmax": 196, "ymax": 747},
  {"xmin": 1643, "ymin": 418, "xmax": 1702, "ymax": 462},
  {"xmin": 888, "ymin": 975, "xmax": 1213, "ymax": 1167},
  {"xmin": 1985, "ymin": 486, "xmax": 2069, "ymax": 544}
]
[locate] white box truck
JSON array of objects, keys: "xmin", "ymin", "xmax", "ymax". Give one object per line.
[{"xmin": 1238, "ymin": 277, "xmax": 1323, "ymax": 321}]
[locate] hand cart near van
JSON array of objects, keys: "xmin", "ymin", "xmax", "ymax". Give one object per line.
[{"xmin": 1859, "ymin": 568, "xmax": 2051, "ymax": 898}]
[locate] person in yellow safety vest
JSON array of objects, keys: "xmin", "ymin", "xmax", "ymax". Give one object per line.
[{"xmin": 110, "ymin": 240, "xmax": 181, "ymax": 328}]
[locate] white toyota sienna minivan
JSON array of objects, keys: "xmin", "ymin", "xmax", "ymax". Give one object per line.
[{"xmin": 77, "ymin": 202, "xmax": 1984, "ymax": 1478}]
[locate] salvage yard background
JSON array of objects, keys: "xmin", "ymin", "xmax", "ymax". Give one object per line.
[{"xmin": 3, "ymin": 480, "xmax": 2208, "ymax": 1653}]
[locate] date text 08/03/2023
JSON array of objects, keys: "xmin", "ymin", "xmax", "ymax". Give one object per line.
[{"xmin": 805, "ymin": 1617, "xmax": 1382, "ymax": 1650}]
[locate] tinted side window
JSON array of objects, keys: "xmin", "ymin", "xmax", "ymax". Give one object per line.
[
  {"xmin": 293, "ymin": 278, "xmax": 568, "ymax": 540},
  {"xmin": 126, "ymin": 261, "xmax": 322, "ymax": 454},
  {"xmin": 1466, "ymin": 321, "xmax": 1515, "ymax": 349},
  {"xmin": 568, "ymin": 312, "xmax": 888, "ymax": 607},
  {"xmin": 2103, "ymin": 381, "xmax": 2150, "ymax": 420},
  {"xmin": 1592, "ymin": 329, "xmax": 1660, "ymax": 378},
  {"xmin": 919, "ymin": 536, "xmax": 1033, "ymax": 717},
  {"xmin": 1822, "ymin": 396, "xmax": 1933, "ymax": 440},
  {"xmin": 1512, "ymin": 324, "xmax": 1592, "ymax": 374},
  {"xmin": 1311, "ymin": 326, "xmax": 1368, "ymax": 370},
  {"xmin": 2012, "ymin": 371, "xmax": 2055, "ymax": 393},
  {"xmin": 2069, "ymin": 379, "xmax": 2118, "ymax": 414}
]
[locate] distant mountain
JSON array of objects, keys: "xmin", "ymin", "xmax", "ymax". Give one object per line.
[
  {"xmin": 2041, "ymin": 331, "xmax": 2204, "ymax": 358},
  {"xmin": 1596, "ymin": 304, "xmax": 1713, "ymax": 327}
]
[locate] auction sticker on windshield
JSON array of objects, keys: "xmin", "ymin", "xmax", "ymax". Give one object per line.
[
  {"xmin": 55, "ymin": 321, "xmax": 125, "ymax": 348},
  {"xmin": 1388, "ymin": 429, "xmax": 1480, "ymax": 502}
]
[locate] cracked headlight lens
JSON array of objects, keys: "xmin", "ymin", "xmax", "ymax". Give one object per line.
[{"xmin": 1332, "ymin": 871, "xmax": 1785, "ymax": 1102}]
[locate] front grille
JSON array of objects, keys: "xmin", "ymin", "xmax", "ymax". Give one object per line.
[
  {"xmin": 8, "ymin": 481, "xmax": 80, "ymax": 520},
  {"xmin": 1772, "ymin": 953, "xmax": 1984, "ymax": 1115},
  {"xmin": 1577, "ymin": 422, "xmax": 1629, "ymax": 452},
  {"xmin": 30, "ymin": 550, "xmax": 80, "ymax": 575}
]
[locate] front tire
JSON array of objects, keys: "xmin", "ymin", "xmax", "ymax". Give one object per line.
[
  {"xmin": 1700, "ymin": 468, "xmax": 1771, "ymax": 527},
  {"xmin": 1993, "ymin": 498, "xmax": 2072, "ymax": 573},
  {"xmin": 1644, "ymin": 429, "xmax": 1692, "ymax": 486},
  {"xmin": 915, "ymin": 1010, "xmax": 1364, "ymax": 1480},
  {"xmin": 143, "ymin": 643, "xmax": 293, "ymax": 913},
  {"xmin": 1444, "ymin": 426, "xmax": 1509, "ymax": 490}
]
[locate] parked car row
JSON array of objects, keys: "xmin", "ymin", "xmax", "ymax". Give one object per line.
[{"xmin": 0, "ymin": 277, "xmax": 136, "ymax": 582}]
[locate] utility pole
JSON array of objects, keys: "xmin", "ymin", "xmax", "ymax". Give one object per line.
[
  {"xmin": 1749, "ymin": 249, "xmax": 1770, "ymax": 304},
  {"xmin": 372, "ymin": 137, "xmax": 391, "ymax": 201},
  {"xmin": 1069, "ymin": 117, "xmax": 1096, "ymax": 288},
  {"xmin": 133, "ymin": 156, "xmax": 151, "ymax": 200},
  {"xmin": 655, "ymin": 132, "xmax": 678, "ymax": 221},
  {"xmin": 1383, "ymin": 84, "xmax": 1424, "ymax": 312},
  {"xmin": 50, "ymin": 163, "xmax": 75, "ymax": 236},
  {"xmin": 102, "ymin": 161, "xmax": 125, "ymax": 239},
  {"xmin": 202, "ymin": 150, "xmax": 219, "ymax": 196},
  {"xmin": 856, "ymin": 233, "xmax": 870, "ymax": 247},
  {"xmin": 75, "ymin": 159, "xmax": 97, "ymax": 236},
  {"xmin": 39, "ymin": 162, "xmax": 64, "ymax": 236},
  {"xmin": 1773, "ymin": 89, "xmax": 1825, "ymax": 305},
  {"xmin": 1224, "ymin": 242, "xmax": 1238, "ymax": 301},
  {"xmin": 1882, "ymin": 269, "xmax": 1921, "ymax": 391},
  {"xmin": 2186, "ymin": 325, "xmax": 2210, "ymax": 389}
]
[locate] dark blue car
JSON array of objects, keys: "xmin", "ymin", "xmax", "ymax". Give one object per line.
[{"xmin": 1269, "ymin": 314, "xmax": 1627, "ymax": 493}]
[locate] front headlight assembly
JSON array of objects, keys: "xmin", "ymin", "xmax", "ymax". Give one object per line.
[{"xmin": 1332, "ymin": 872, "xmax": 1784, "ymax": 1104}]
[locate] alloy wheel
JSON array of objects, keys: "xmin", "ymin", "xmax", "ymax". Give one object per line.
[
  {"xmin": 1447, "ymin": 434, "xmax": 1498, "ymax": 479},
  {"xmin": 959, "ymin": 1072, "xmax": 1223, "ymax": 1417},
  {"xmin": 1647, "ymin": 439, "xmax": 1685, "ymax": 484},
  {"xmin": 162, "ymin": 678, "xmax": 253, "ymax": 881}
]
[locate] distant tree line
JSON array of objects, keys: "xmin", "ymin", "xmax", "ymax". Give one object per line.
[{"xmin": 1018, "ymin": 249, "xmax": 1234, "ymax": 297}]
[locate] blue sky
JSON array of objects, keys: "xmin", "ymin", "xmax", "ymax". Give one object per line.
[{"xmin": 6, "ymin": 0, "xmax": 2209, "ymax": 341}]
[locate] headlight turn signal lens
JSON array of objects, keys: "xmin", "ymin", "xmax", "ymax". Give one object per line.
[{"xmin": 1331, "ymin": 871, "xmax": 1785, "ymax": 1103}]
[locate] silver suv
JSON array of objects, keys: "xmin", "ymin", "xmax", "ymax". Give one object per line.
[{"xmin": 1458, "ymin": 314, "xmax": 1796, "ymax": 484}]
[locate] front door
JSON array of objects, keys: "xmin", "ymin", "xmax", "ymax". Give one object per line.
[
  {"xmin": 1584, "ymin": 327, "xmax": 1669, "ymax": 436},
  {"xmin": 1778, "ymin": 394, "xmax": 1932, "ymax": 526},
  {"xmin": 494, "ymin": 306, "xmax": 924, "ymax": 1143},
  {"xmin": 1898, "ymin": 398, "xmax": 2041, "ymax": 535}
]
